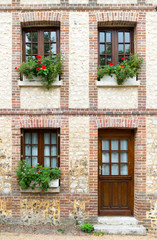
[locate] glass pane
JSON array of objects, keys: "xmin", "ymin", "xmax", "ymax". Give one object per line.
[
  {"xmin": 102, "ymin": 140, "xmax": 109, "ymax": 150},
  {"xmin": 44, "ymin": 133, "xmax": 50, "ymax": 144},
  {"xmin": 26, "ymin": 56, "xmax": 30, "ymax": 62},
  {"xmin": 111, "ymin": 164, "xmax": 119, "ymax": 175},
  {"xmin": 32, "ymin": 56, "xmax": 36, "ymax": 59},
  {"xmin": 32, "ymin": 157, "xmax": 38, "ymax": 167},
  {"xmin": 102, "ymin": 164, "xmax": 109, "ymax": 175},
  {"xmin": 100, "ymin": 32, "xmax": 105, "ymax": 42},
  {"xmin": 125, "ymin": 44, "xmax": 130, "ymax": 54},
  {"xmin": 51, "ymin": 133, "xmax": 57, "ymax": 144},
  {"xmin": 111, "ymin": 152, "xmax": 119, "ymax": 163},
  {"xmin": 102, "ymin": 152, "xmax": 109, "ymax": 163},
  {"xmin": 25, "ymin": 145, "xmax": 31, "ymax": 156},
  {"xmin": 32, "ymin": 44, "xmax": 38, "ymax": 54},
  {"xmin": 32, "ymin": 146, "xmax": 38, "ymax": 156},
  {"xmin": 51, "ymin": 157, "xmax": 57, "ymax": 168},
  {"xmin": 121, "ymin": 164, "xmax": 128, "ymax": 175},
  {"xmin": 51, "ymin": 44, "xmax": 56, "ymax": 54},
  {"xmin": 107, "ymin": 56, "xmax": 112, "ymax": 64},
  {"xmin": 118, "ymin": 32, "xmax": 123, "ymax": 42},
  {"xmin": 51, "ymin": 31, "xmax": 56, "ymax": 42},
  {"xmin": 32, "ymin": 133, "xmax": 38, "ymax": 144},
  {"xmin": 51, "ymin": 145, "xmax": 57, "ymax": 156},
  {"xmin": 106, "ymin": 44, "xmax": 111, "ymax": 54},
  {"xmin": 44, "ymin": 157, "xmax": 50, "ymax": 167},
  {"xmin": 44, "ymin": 32, "xmax": 49, "ymax": 42},
  {"xmin": 100, "ymin": 44, "xmax": 105, "ymax": 55},
  {"xmin": 44, "ymin": 146, "xmax": 50, "ymax": 156},
  {"xmin": 26, "ymin": 44, "xmax": 31, "ymax": 55},
  {"xmin": 25, "ymin": 32, "xmax": 31, "ymax": 42},
  {"xmin": 125, "ymin": 32, "xmax": 130, "ymax": 43},
  {"xmin": 44, "ymin": 43, "xmax": 50, "ymax": 54},
  {"xmin": 118, "ymin": 44, "xmax": 124, "ymax": 54},
  {"xmin": 121, "ymin": 152, "xmax": 128, "ymax": 163},
  {"xmin": 106, "ymin": 32, "xmax": 111, "ymax": 42},
  {"xmin": 120, "ymin": 139, "xmax": 128, "ymax": 150},
  {"xmin": 32, "ymin": 32, "xmax": 38, "ymax": 42},
  {"xmin": 111, "ymin": 140, "xmax": 118, "ymax": 150},
  {"xmin": 25, "ymin": 133, "xmax": 31, "ymax": 144},
  {"xmin": 100, "ymin": 56, "xmax": 105, "ymax": 66},
  {"xmin": 25, "ymin": 157, "xmax": 31, "ymax": 166}
]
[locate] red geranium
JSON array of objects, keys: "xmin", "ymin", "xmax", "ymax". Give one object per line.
[
  {"xmin": 36, "ymin": 67, "xmax": 40, "ymax": 70},
  {"xmin": 121, "ymin": 57, "xmax": 125, "ymax": 60},
  {"xmin": 109, "ymin": 62, "xmax": 113, "ymax": 66},
  {"xmin": 42, "ymin": 65, "xmax": 46, "ymax": 69},
  {"xmin": 120, "ymin": 65, "xmax": 124, "ymax": 67},
  {"xmin": 124, "ymin": 56, "xmax": 128, "ymax": 59},
  {"xmin": 15, "ymin": 67, "xmax": 17, "ymax": 70},
  {"xmin": 36, "ymin": 55, "xmax": 41, "ymax": 59},
  {"xmin": 38, "ymin": 60, "xmax": 41, "ymax": 64},
  {"xmin": 37, "ymin": 171, "xmax": 40, "ymax": 174},
  {"xmin": 116, "ymin": 62, "xmax": 119, "ymax": 64}
]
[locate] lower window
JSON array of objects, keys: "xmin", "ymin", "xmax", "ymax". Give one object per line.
[{"xmin": 21, "ymin": 129, "xmax": 60, "ymax": 167}]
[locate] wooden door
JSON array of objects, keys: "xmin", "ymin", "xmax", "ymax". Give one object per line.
[{"xmin": 98, "ymin": 129, "xmax": 134, "ymax": 216}]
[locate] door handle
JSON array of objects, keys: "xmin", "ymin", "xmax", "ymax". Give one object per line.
[{"xmin": 99, "ymin": 166, "xmax": 101, "ymax": 175}]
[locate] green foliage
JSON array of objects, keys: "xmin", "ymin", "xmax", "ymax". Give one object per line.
[
  {"xmin": 17, "ymin": 53, "xmax": 63, "ymax": 89},
  {"xmin": 97, "ymin": 54, "xmax": 143, "ymax": 85},
  {"xmin": 93, "ymin": 231, "xmax": 104, "ymax": 236},
  {"xmin": 16, "ymin": 160, "xmax": 61, "ymax": 192},
  {"xmin": 80, "ymin": 222, "xmax": 94, "ymax": 233},
  {"xmin": 57, "ymin": 228, "xmax": 65, "ymax": 233}
]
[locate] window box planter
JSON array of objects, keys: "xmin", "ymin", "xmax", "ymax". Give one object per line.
[
  {"xmin": 18, "ymin": 75, "xmax": 61, "ymax": 87},
  {"xmin": 97, "ymin": 75, "xmax": 140, "ymax": 87},
  {"xmin": 20, "ymin": 179, "xmax": 60, "ymax": 193}
]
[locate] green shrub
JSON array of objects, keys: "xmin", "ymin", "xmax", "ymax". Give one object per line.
[
  {"xmin": 80, "ymin": 222, "xmax": 94, "ymax": 233},
  {"xmin": 57, "ymin": 228, "xmax": 65, "ymax": 233}
]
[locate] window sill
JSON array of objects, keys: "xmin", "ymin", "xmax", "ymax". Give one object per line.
[
  {"xmin": 97, "ymin": 75, "xmax": 140, "ymax": 87},
  {"xmin": 18, "ymin": 75, "xmax": 62, "ymax": 87},
  {"xmin": 20, "ymin": 179, "xmax": 60, "ymax": 193}
]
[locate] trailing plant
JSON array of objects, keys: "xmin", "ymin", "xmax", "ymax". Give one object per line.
[
  {"xmin": 80, "ymin": 222, "xmax": 94, "ymax": 233},
  {"xmin": 16, "ymin": 160, "xmax": 61, "ymax": 192},
  {"xmin": 97, "ymin": 54, "xmax": 143, "ymax": 85},
  {"xmin": 15, "ymin": 53, "xmax": 63, "ymax": 89}
]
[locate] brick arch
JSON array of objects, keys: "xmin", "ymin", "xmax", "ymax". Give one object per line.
[{"xmin": 97, "ymin": 117, "xmax": 139, "ymax": 128}]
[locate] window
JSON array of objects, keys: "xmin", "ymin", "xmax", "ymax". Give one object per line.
[
  {"xmin": 21, "ymin": 129, "xmax": 60, "ymax": 168},
  {"xmin": 98, "ymin": 28, "xmax": 134, "ymax": 66},
  {"xmin": 22, "ymin": 27, "xmax": 60, "ymax": 62}
]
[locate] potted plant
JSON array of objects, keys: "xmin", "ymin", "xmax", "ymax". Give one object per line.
[
  {"xmin": 16, "ymin": 160, "xmax": 61, "ymax": 193},
  {"xmin": 97, "ymin": 54, "xmax": 143, "ymax": 85},
  {"xmin": 15, "ymin": 53, "xmax": 63, "ymax": 89}
]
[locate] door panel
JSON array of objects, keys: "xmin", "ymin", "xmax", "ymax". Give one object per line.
[{"xmin": 98, "ymin": 129, "xmax": 134, "ymax": 216}]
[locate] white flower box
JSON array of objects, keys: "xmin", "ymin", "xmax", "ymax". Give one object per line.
[
  {"xmin": 19, "ymin": 75, "xmax": 61, "ymax": 87},
  {"xmin": 97, "ymin": 75, "xmax": 140, "ymax": 87}
]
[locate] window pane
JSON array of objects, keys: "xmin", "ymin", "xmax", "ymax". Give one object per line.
[
  {"xmin": 106, "ymin": 32, "xmax": 111, "ymax": 42},
  {"xmin": 44, "ymin": 133, "xmax": 50, "ymax": 144},
  {"xmin": 51, "ymin": 145, "xmax": 57, "ymax": 156},
  {"xmin": 111, "ymin": 140, "xmax": 118, "ymax": 150},
  {"xmin": 125, "ymin": 44, "xmax": 130, "ymax": 54},
  {"xmin": 44, "ymin": 32, "xmax": 49, "ymax": 42},
  {"xmin": 125, "ymin": 32, "xmax": 130, "ymax": 43},
  {"xmin": 118, "ymin": 32, "xmax": 123, "ymax": 42},
  {"xmin": 100, "ymin": 44, "xmax": 105, "ymax": 55},
  {"xmin": 44, "ymin": 43, "xmax": 50, "ymax": 54},
  {"xmin": 32, "ymin": 146, "xmax": 38, "ymax": 156},
  {"xmin": 51, "ymin": 31, "xmax": 56, "ymax": 42},
  {"xmin": 111, "ymin": 152, "xmax": 119, "ymax": 163},
  {"xmin": 51, "ymin": 44, "xmax": 56, "ymax": 54},
  {"xmin": 44, "ymin": 157, "xmax": 50, "ymax": 167},
  {"xmin": 111, "ymin": 164, "xmax": 119, "ymax": 175},
  {"xmin": 102, "ymin": 140, "xmax": 109, "ymax": 150},
  {"xmin": 120, "ymin": 140, "xmax": 128, "ymax": 150},
  {"xmin": 32, "ymin": 44, "xmax": 38, "ymax": 54},
  {"xmin": 107, "ymin": 56, "xmax": 112, "ymax": 64},
  {"xmin": 25, "ymin": 133, "xmax": 31, "ymax": 144},
  {"xmin": 118, "ymin": 44, "xmax": 124, "ymax": 54},
  {"xmin": 32, "ymin": 157, "xmax": 38, "ymax": 167},
  {"xmin": 25, "ymin": 32, "xmax": 31, "ymax": 42},
  {"xmin": 26, "ymin": 44, "xmax": 31, "ymax": 55},
  {"xmin": 32, "ymin": 32, "xmax": 38, "ymax": 42},
  {"xmin": 51, "ymin": 133, "xmax": 57, "ymax": 144},
  {"xmin": 121, "ymin": 164, "xmax": 128, "ymax": 175},
  {"xmin": 121, "ymin": 152, "xmax": 128, "ymax": 163},
  {"xmin": 102, "ymin": 164, "xmax": 109, "ymax": 175},
  {"xmin": 100, "ymin": 32, "xmax": 105, "ymax": 42},
  {"xmin": 44, "ymin": 146, "xmax": 50, "ymax": 156},
  {"xmin": 100, "ymin": 56, "xmax": 105, "ymax": 66},
  {"xmin": 106, "ymin": 44, "xmax": 111, "ymax": 54},
  {"xmin": 25, "ymin": 145, "xmax": 31, "ymax": 156},
  {"xmin": 25, "ymin": 157, "xmax": 31, "ymax": 166},
  {"xmin": 102, "ymin": 152, "xmax": 109, "ymax": 163},
  {"xmin": 32, "ymin": 133, "xmax": 38, "ymax": 144},
  {"xmin": 51, "ymin": 157, "xmax": 57, "ymax": 168}
]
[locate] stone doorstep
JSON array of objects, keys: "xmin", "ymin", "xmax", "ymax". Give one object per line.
[{"xmin": 98, "ymin": 216, "xmax": 138, "ymax": 225}]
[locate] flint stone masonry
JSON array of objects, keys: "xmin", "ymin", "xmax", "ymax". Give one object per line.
[
  {"xmin": 69, "ymin": 117, "xmax": 89, "ymax": 193},
  {"xmin": 0, "ymin": 199, "xmax": 12, "ymax": 224},
  {"xmin": 146, "ymin": 199, "xmax": 157, "ymax": 232},
  {"xmin": 20, "ymin": 87, "xmax": 60, "ymax": 109},
  {"xmin": 146, "ymin": 13, "xmax": 157, "ymax": 108},
  {"xmin": 69, "ymin": 12, "xmax": 89, "ymax": 109},
  {"xmin": 0, "ymin": 118, "xmax": 12, "ymax": 195},
  {"xmin": 69, "ymin": 200, "xmax": 89, "ymax": 222},
  {"xmin": 20, "ymin": 0, "xmax": 60, "ymax": 4},
  {"xmin": 98, "ymin": 87, "xmax": 138, "ymax": 109},
  {"xmin": 0, "ymin": 13, "xmax": 12, "ymax": 109},
  {"xmin": 97, "ymin": 0, "xmax": 137, "ymax": 3}
]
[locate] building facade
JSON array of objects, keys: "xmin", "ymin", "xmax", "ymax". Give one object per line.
[{"xmin": 0, "ymin": 0, "xmax": 157, "ymax": 233}]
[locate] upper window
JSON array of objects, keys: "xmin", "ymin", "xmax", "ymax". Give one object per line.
[
  {"xmin": 21, "ymin": 129, "xmax": 60, "ymax": 168},
  {"xmin": 98, "ymin": 28, "xmax": 134, "ymax": 66},
  {"xmin": 22, "ymin": 27, "xmax": 60, "ymax": 62}
]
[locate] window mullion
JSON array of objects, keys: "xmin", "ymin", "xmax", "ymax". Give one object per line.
[{"xmin": 38, "ymin": 30, "xmax": 44, "ymax": 57}]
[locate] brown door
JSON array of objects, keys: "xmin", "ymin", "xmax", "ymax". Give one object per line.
[{"xmin": 98, "ymin": 129, "xmax": 134, "ymax": 216}]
